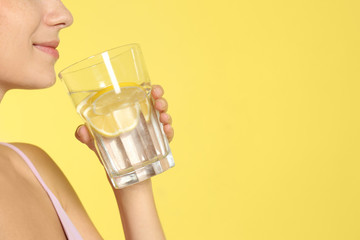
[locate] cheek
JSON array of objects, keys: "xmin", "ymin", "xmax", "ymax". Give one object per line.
[
  {"xmin": 0, "ymin": 43, "xmax": 56, "ymax": 90},
  {"xmin": 0, "ymin": 2, "xmax": 54, "ymax": 89}
]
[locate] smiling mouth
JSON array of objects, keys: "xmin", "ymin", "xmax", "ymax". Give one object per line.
[{"xmin": 33, "ymin": 44, "xmax": 60, "ymax": 59}]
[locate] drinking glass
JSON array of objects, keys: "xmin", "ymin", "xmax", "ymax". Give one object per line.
[{"xmin": 59, "ymin": 44, "xmax": 174, "ymax": 189}]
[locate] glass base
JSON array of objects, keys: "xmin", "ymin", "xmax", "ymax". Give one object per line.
[{"xmin": 110, "ymin": 151, "xmax": 175, "ymax": 189}]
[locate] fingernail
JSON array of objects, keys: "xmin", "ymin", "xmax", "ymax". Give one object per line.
[
  {"xmin": 157, "ymin": 99, "xmax": 165, "ymax": 109},
  {"xmin": 76, "ymin": 125, "xmax": 82, "ymax": 135},
  {"xmin": 153, "ymin": 88, "xmax": 160, "ymax": 96},
  {"xmin": 156, "ymin": 87, "xmax": 164, "ymax": 96}
]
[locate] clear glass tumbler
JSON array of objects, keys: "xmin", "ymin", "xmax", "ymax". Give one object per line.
[{"xmin": 59, "ymin": 44, "xmax": 174, "ymax": 189}]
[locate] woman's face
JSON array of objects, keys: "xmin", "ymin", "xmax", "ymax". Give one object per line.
[{"xmin": 0, "ymin": 0, "xmax": 73, "ymax": 92}]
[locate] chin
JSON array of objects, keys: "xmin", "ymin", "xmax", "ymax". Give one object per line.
[
  {"xmin": 26, "ymin": 68, "xmax": 57, "ymax": 89},
  {"xmin": 10, "ymin": 74, "xmax": 56, "ymax": 90},
  {"xmin": 1, "ymin": 58, "xmax": 58, "ymax": 91},
  {"xmin": 31, "ymin": 75, "xmax": 56, "ymax": 89}
]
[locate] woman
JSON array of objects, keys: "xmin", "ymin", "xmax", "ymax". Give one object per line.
[{"xmin": 0, "ymin": 0, "xmax": 173, "ymax": 239}]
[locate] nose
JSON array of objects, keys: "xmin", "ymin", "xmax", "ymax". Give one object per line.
[{"xmin": 44, "ymin": 0, "xmax": 74, "ymax": 29}]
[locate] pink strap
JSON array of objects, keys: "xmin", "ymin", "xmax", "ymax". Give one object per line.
[{"xmin": 0, "ymin": 142, "xmax": 83, "ymax": 240}]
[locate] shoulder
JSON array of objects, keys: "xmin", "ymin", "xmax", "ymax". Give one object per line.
[
  {"xmin": 9, "ymin": 142, "xmax": 70, "ymax": 205},
  {"xmin": 10, "ymin": 142, "xmax": 62, "ymax": 178},
  {"xmin": 10, "ymin": 142, "xmax": 54, "ymax": 165},
  {"xmin": 8, "ymin": 142, "xmax": 103, "ymax": 238}
]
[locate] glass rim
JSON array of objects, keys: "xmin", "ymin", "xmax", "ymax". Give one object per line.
[{"xmin": 58, "ymin": 43, "xmax": 141, "ymax": 79}]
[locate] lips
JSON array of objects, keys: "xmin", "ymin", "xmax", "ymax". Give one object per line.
[{"xmin": 33, "ymin": 41, "xmax": 60, "ymax": 59}]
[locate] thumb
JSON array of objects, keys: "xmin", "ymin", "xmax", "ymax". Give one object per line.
[{"xmin": 75, "ymin": 124, "xmax": 97, "ymax": 152}]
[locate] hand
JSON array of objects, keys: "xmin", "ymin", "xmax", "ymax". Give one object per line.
[
  {"xmin": 75, "ymin": 85, "xmax": 174, "ymax": 153},
  {"xmin": 75, "ymin": 85, "xmax": 170, "ymax": 239}
]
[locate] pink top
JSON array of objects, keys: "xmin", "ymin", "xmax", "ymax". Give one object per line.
[{"xmin": 0, "ymin": 142, "xmax": 83, "ymax": 240}]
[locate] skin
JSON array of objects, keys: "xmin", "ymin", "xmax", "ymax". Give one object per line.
[{"xmin": 0, "ymin": 0, "xmax": 173, "ymax": 239}]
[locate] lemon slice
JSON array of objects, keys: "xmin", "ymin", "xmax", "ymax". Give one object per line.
[
  {"xmin": 90, "ymin": 82, "xmax": 140, "ymax": 104},
  {"xmin": 82, "ymin": 84, "xmax": 151, "ymax": 137},
  {"xmin": 139, "ymin": 97, "xmax": 150, "ymax": 121},
  {"xmin": 76, "ymin": 92, "xmax": 95, "ymax": 114},
  {"xmin": 83, "ymin": 106, "xmax": 123, "ymax": 137}
]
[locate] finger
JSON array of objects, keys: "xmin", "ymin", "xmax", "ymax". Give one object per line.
[
  {"xmin": 75, "ymin": 125, "xmax": 96, "ymax": 152},
  {"xmin": 163, "ymin": 124, "xmax": 174, "ymax": 142},
  {"xmin": 155, "ymin": 98, "xmax": 168, "ymax": 112},
  {"xmin": 75, "ymin": 125, "xmax": 103, "ymax": 165},
  {"xmin": 160, "ymin": 112, "xmax": 172, "ymax": 125},
  {"xmin": 151, "ymin": 85, "xmax": 164, "ymax": 99},
  {"xmin": 75, "ymin": 125, "xmax": 86, "ymax": 143}
]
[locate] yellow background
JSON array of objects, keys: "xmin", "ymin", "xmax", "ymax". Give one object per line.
[{"xmin": 0, "ymin": 0, "xmax": 359, "ymax": 239}]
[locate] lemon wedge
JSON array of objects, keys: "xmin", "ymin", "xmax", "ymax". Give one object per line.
[{"xmin": 80, "ymin": 84, "xmax": 151, "ymax": 137}]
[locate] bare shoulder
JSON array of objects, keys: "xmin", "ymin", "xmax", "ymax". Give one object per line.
[
  {"xmin": 10, "ymin": 143, "xmax": 66, "ymax": 197},
  {"xmin": 9, "ymin": 142, "xmax": 103, "ymax": 239}
]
